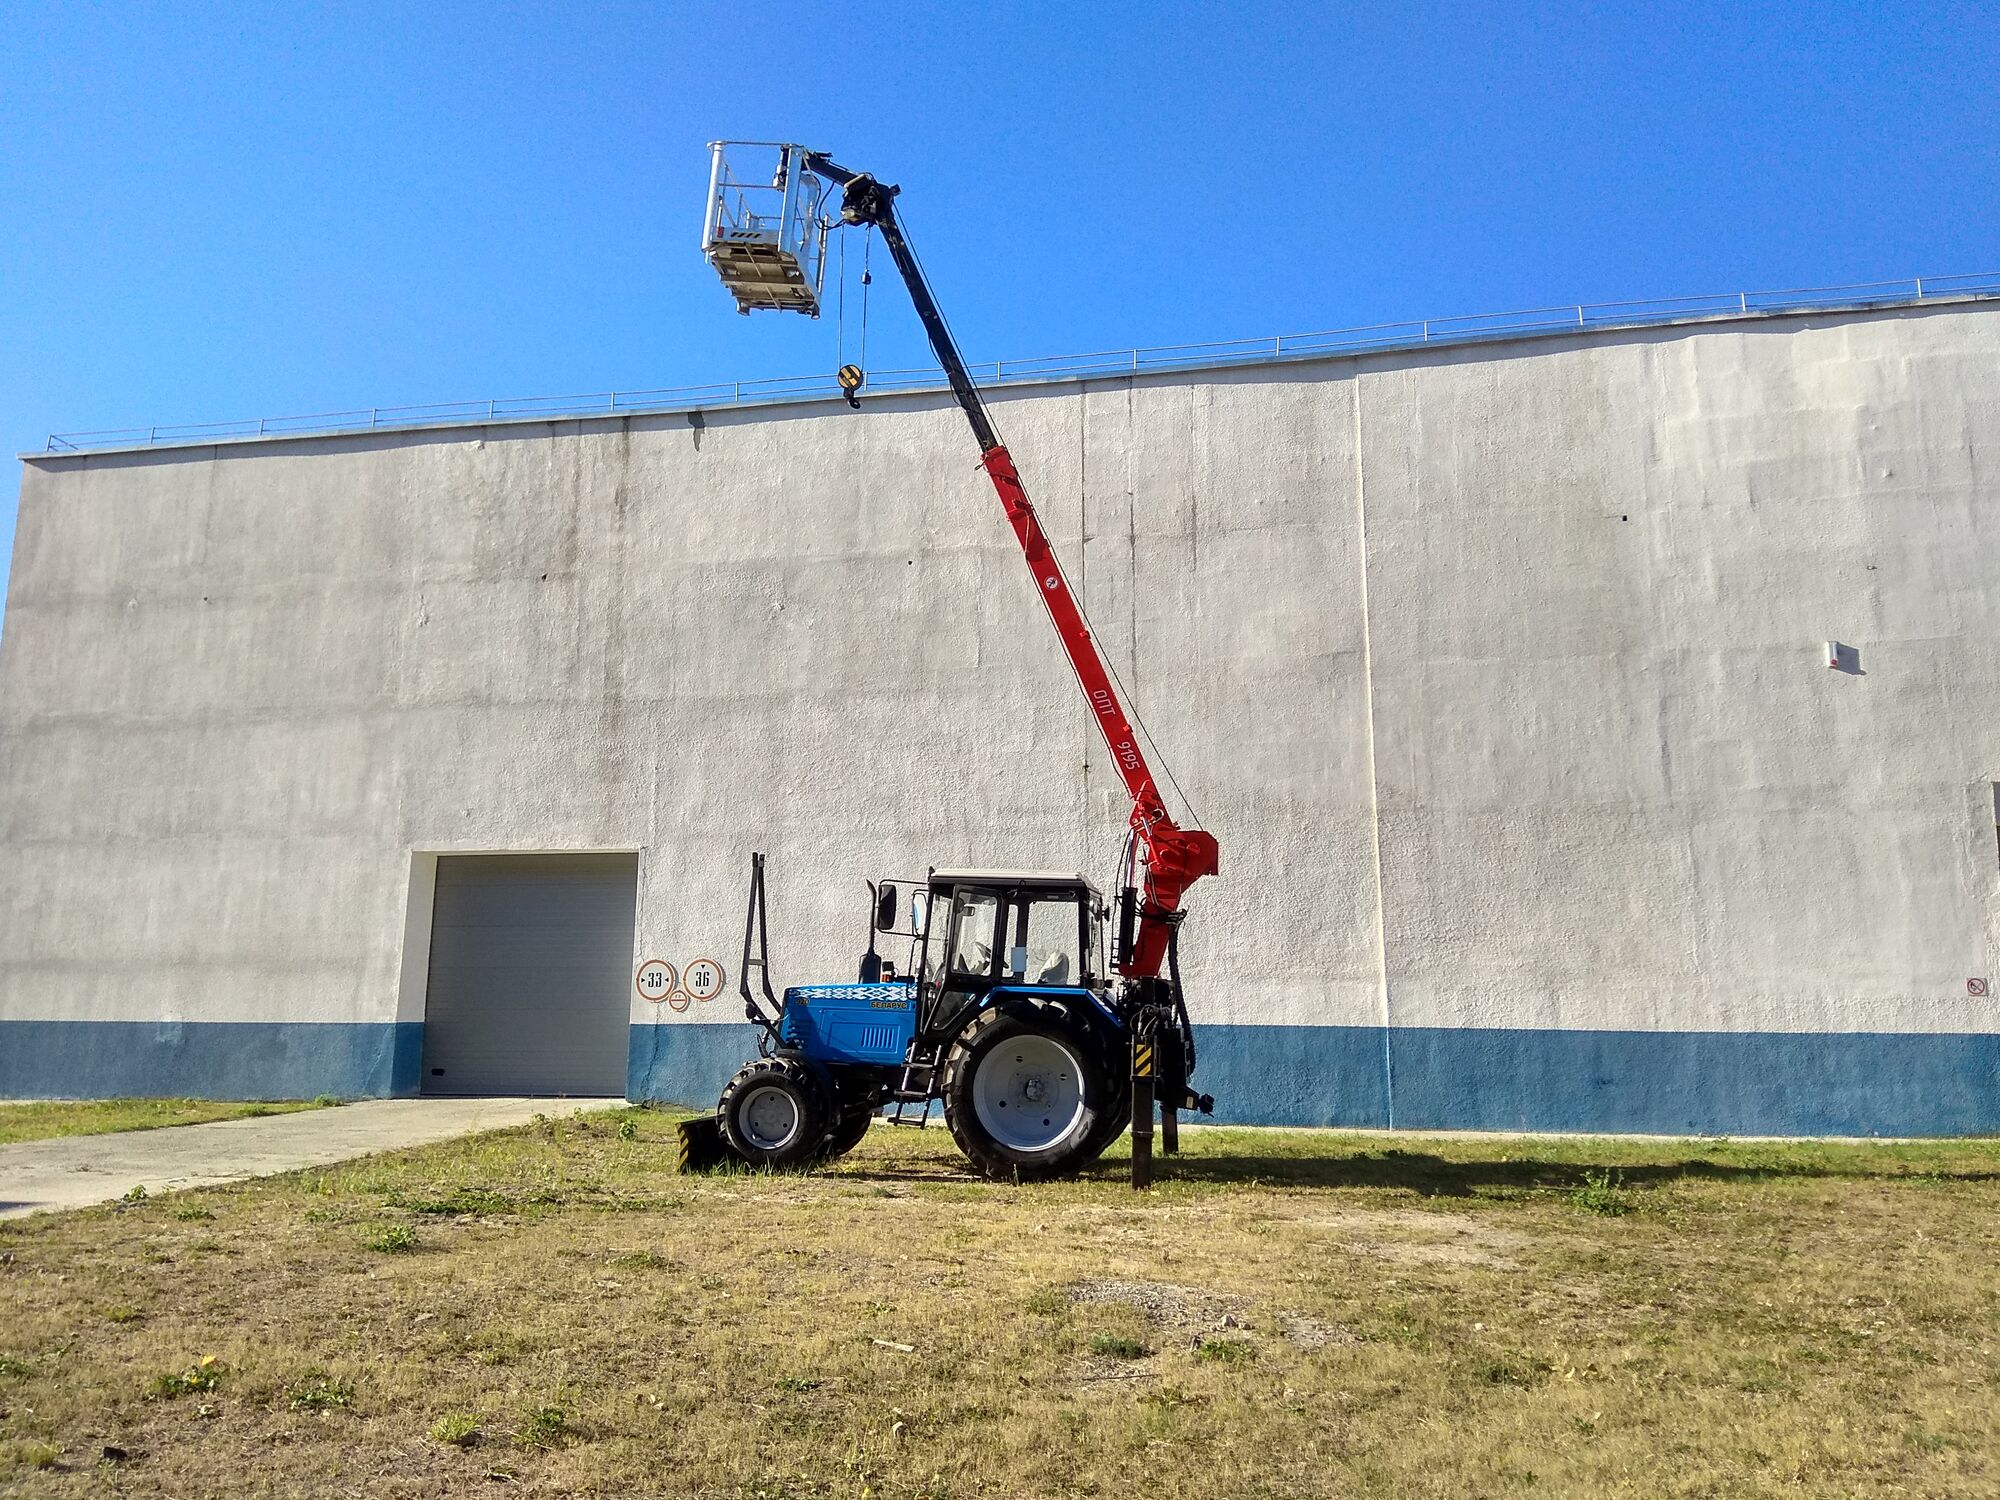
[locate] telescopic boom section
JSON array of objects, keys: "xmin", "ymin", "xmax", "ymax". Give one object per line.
[{"xmin": 804, "ymin": 153, "xmax": 1219, "ymax": 979}]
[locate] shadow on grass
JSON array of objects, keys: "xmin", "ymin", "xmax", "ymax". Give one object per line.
[
  {"xmin": 803, "ymin": 1142, "xmax": 2000, "ymax": 1196},
  {"xmin": 1100, "ymin": 1151, "xmax": 2000, "ymax": 1196}
]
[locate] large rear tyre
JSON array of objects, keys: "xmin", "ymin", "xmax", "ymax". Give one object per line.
[
  {"xmin": 1032, "ymin": 998, "xmax": 1130, "ymax": 1166},
  {"xmin": 1029, "ymin": 997, "xmax": 1130, "ymax": 1168},
  {"xmin": 1082, "ymin": 1062, "xmax": 1132, "ymax": 1164},
  {"xmin": 942, "ymin": 1004, "xmax": 1118, "ymax": 1181},
  {"xmin": 718, "ymin": 1054, "xmax": 830, "ymax": 1169}
]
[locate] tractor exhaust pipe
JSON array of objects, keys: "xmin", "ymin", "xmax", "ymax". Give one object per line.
[{"xmin": 1116, "ymin": 884, "xmax": 1138, "ymax": 972}]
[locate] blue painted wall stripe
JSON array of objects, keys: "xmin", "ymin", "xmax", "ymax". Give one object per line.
[
  {"xmin": 1379, "ymin": 1025, "xmax": 2000, "ymax": 1137},
  {"xmin": 1, "ymin": 1020, "xmax": 1994, "ymax": 1136},
  {"xmin": 0, "ymin": 1021, "xmax": 424, "ymax": 1101},
  {"xmin": 625, "ymin": 1021, "xmax": 2000, "ymax": 1137}
]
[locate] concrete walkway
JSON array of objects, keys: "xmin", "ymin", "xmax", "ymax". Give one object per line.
[{"xmin": 0, "ymin": 1097, "xmax": 622, "ymax": 1220}]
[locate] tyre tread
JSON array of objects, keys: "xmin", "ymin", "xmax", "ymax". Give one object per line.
[
  {"xmin": 717, "ymin": 1053, "xmax": 830, "ymax": 1169},
  {"xmin": 941, "ymin": 1002, "xmax": 1117, "ymax": 1181}
]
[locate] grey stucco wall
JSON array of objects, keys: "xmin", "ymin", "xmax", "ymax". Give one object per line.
[{"xmin": 3, "ymin": 301, "xmax": 1998, "ymax": 1127}]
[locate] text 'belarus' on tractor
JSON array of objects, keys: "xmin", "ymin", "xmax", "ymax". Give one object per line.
[{"xmin": 679, "ymin": 142, "xmax": 1220, "ymax": 1187}]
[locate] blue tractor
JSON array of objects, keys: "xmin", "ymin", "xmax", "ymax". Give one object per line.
[{"xmin": 694, "ymin": 854, "xmax": 1204, "ymax": 1182}]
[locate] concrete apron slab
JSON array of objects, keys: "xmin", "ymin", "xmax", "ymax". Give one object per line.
[{"xmin": 0, "ymin": 1097, "xmax": 622, "ymax": 1220}]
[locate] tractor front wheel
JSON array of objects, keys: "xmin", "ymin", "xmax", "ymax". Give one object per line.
[
  {"xmin": 718, "ymin": 1054, "xmax": 830, "ymax": 1169},
  {"xmin": 941, "ymin": 1004, "xmax": 1117, "ymax": 1181}
]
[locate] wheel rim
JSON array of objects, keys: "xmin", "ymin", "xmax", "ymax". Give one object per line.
[
  {"xmin": 971, "ymin": 1032, "xmax": 1086, "ymax": 1153},
  {"xmin": 739, "ymin": 1084, "xmax": 803, "ymax": 1151}
]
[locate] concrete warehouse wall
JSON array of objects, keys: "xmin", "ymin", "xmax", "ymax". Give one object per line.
[{"xmin": 4, "ymin": 299, "xmax": 1999, "ymax": 1133}]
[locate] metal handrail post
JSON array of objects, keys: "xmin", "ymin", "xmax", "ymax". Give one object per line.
[{"xmin": 702, "ymin": 143, "xmax": 725, "ymax": 250}]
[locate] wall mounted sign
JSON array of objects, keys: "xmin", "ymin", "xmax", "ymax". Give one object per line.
[
  {"xmin": 636, "ymin": 959, "xmax": 678, "ymax": 1004},
  {"xmin": 683, "ymin": 958, "xmax": 726, "ymax": 1003}
]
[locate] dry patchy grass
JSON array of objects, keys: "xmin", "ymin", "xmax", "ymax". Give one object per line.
[
  {"xmin": 0, "ymin": 1110, "xmax": 1996, "ymax": 1497},
  {"xmin": 0, "ymin": 1097, "xmax": 328, "ymax": 1146}
]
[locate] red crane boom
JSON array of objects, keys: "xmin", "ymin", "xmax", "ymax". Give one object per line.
[
  {"xmin": 799, "ymin": 153, "xmax": 1218, "ymax": 983},
  {"xmin": 978, "ymin": 448, "xmax": 1219, "ymax": 977}
]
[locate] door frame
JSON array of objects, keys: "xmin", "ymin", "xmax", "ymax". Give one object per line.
[{"xmin": 394, "ymin": 844, "xmax": 647, "ymax": 1096}]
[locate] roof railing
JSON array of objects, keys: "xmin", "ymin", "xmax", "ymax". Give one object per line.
[{"xmin": 39, "ymin": 271, "xmax": 2000, "ymax": 456}]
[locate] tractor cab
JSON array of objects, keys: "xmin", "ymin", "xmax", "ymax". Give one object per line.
[{"xmin": 908, "ymin": 869, "xmax": 1109, "ymax": 1043}]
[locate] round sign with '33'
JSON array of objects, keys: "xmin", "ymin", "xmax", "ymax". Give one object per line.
[{"xmin": 636, "ymin": 960, "xmax": 677, "ymax": 1005}]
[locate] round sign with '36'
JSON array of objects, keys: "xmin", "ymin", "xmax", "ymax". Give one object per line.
[{"xmin": 683, "ymin": 958, "xmax": 726, "ymax": 1003}]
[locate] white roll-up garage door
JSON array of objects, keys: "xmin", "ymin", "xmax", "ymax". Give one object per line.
[{"xmin": 419, "ymin": 852, "xmax": 637, "ymax": 1096}]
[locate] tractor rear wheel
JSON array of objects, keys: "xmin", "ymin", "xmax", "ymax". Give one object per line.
[
  {"xmin": 1034, "ymin": 998, "xmax": 1129, "ymax": 1165},
  {"xmin": 941, "ymin": 1003, "xmax": 1117, "ymax": 1181},
  {"xmin": 718, "ymin": 1054, "xmax": 830, "ymax": 1169},
  {"xmin": 1082, "ymin": 1059, "xmax": 1132, "ymax": 1162}
]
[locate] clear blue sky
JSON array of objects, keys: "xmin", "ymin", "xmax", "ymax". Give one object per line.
[{"xmin": 3, "ymin": 1, "xmax": 1995, "ymax": 604}]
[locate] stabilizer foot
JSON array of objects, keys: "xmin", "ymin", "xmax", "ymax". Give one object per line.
[
  {"xmin": 1130, "ymin": 1023, "xmax": 1156, "ymax": 1190},
  {"xmin": 674, "ymin": 1115, "xmax": 737, "ymax": 1173}
]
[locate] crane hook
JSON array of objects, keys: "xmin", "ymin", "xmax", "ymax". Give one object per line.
[{"xmin": 837, "ymin": 363, "xmax": 865, "ymax": 410}]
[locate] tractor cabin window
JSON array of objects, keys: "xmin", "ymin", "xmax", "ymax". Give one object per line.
[
  {"xmin": 1007, "ymin": 894, "xmax": 1087, "ymax": 987},
  {"xmin": 947, "ymin": 889, "xmax": 1003, "ymax": 977}
]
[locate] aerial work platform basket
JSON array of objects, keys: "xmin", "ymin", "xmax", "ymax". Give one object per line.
[{"xmin": 702, "ymin": 141, "xmax": 829, "ymax": 317}]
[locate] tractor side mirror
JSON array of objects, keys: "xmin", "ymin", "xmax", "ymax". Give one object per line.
[
  {"xmin": 909, "ymin": 892, "xmax": 928, "ymax": 935},
  {"xmin": 875, "ymin": 884, "xmax": 898, "ymax": 932}
]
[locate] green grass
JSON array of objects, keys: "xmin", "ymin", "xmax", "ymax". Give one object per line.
[
  {"xmin": 361, "ymin": 1222, "xmax": 418, "ymax": 1254},
  {"xmin": 0, "ymin": 1097, "xmax": 327, "ymax": 1146},
  {"xmin": 1193, "ymin": 1336, "xmax": 1256, "ymax": 1363},
  {"xmin": 1089, "ymin": 1333, "xmax": 1150, "ymax": 1359},
  {"xmin": 514, "ymin": 1403, "xmax": 573, "ymax": 1450},
  {"xmin": 1567, "ymin": 1166, "xmax": 1632, "ymax": 1216},
  {"xmin": 1, "ymin": 1114, "xmax": 1997, "ymax": 1496},
  {"xmin": 427, "ymin": 1410, "xmax": 480, "ymax": 1447},
  {"xmin": 146, "ymin": 1356, "xmax": 225, "ymax": 1400},
  {"xmin": 285, "ymin": 1369, "xmax": 355, "ymax": 1411}
]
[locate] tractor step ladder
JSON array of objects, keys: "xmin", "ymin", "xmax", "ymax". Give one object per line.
[{"xmin": 886, "ymin": 1044, "xmax": 943, "ymax": 1126}]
